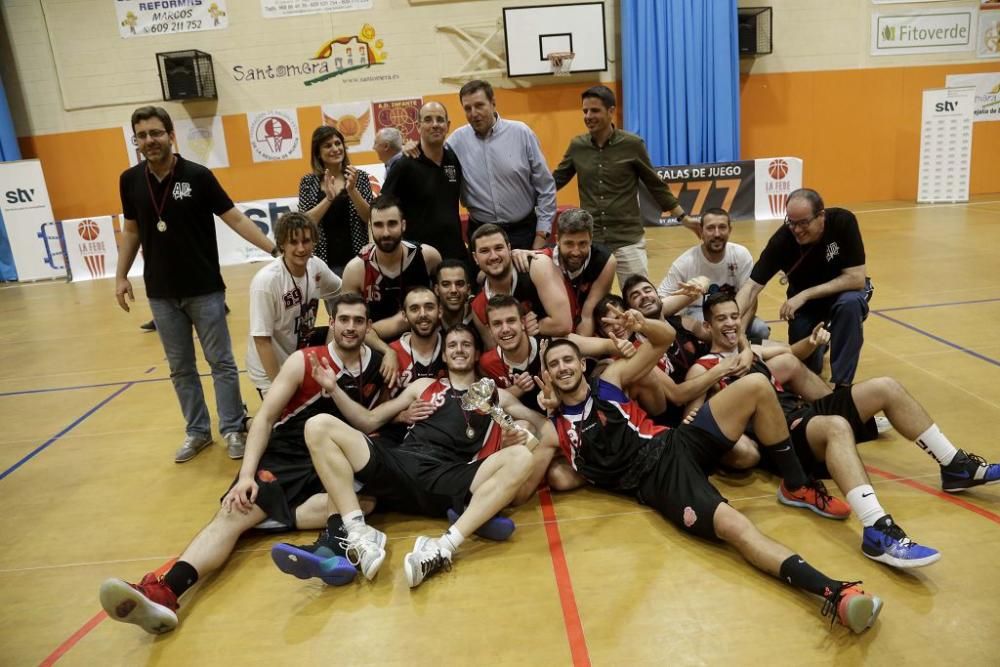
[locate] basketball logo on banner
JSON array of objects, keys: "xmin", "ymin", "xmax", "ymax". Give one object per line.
[
  {"xmin": 766, "ymin": 159, "xmax": 792, "ymax": 218},
  {"xmin": 247, "ymin": 109, "xmax": 303, "ymax": 163},
  {"xmin": 76, "ymin": 219, "xmax": 108, "ymax": 279}
]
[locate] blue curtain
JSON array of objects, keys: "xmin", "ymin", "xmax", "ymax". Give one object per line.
[
  {"xmin": 621, "ymin": 0, "xmax": 740, "ymax": 167},
  {"xmin": 0, "ymin": 70, "xmax": 20, "ymax": 280}
]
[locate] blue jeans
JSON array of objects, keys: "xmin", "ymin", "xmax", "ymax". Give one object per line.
[
  {"xmin": 150, "ymin": 291, "xmax": 245, "ymax": 437},
  {"xmin": 788, "ymin": 289, "xmax": 870, "ymax": 386}
]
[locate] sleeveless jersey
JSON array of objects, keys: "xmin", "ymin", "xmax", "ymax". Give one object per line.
[
  {"xmin": 400, "ymin": 378, "xmax": 505, "ymax": 462},
  {"xmin": 478, "ymin": 337, "xmax": 543, "ymax": 414},
  {"xmin": 361, "ymin": 241, "xmax": 431, "ymax": 322},
  {"xmin": 390, "ymin": 332, "xmax": 446, "ymax": 394},
  {"xmin": 471, "ymin": 269, "xmax": 545, "ymax": 327},
  {"xmin": 695, "ymin": 352, "xmax": 807, "ymax": 416},
  {"xmin": 543, "ymin": 244, "xmax": 612, "ymax": 328},
  {"xmin": 551, "ymin": 378, "xmax": 667, "ymax": 493},
  {"xmin": 274, "ymin": 343, "xmax": 386, "ymax": 433}
]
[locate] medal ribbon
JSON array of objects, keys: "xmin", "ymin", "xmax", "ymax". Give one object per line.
[{"xmin": 145, "ymin": 157, "xmax": 176, "ymax": 226}]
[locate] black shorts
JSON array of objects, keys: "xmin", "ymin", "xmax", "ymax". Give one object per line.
[
  {"xmin": 222, "ymin": 431, "xmax": 323, "ymax": 530},
  {"xmin": 635, "ymin": 403, "xmax": 735, "ymax": 541},
  {"xmin": 354, "ymin": 438, "xmax": 480, "ymax": 518},
  {"xmin": 789, "ymin": 386, "xmax": 878, "ymax": 479}
]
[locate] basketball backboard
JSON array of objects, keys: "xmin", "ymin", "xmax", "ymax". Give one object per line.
[{"xmin": 503, "ymin": 2, "xmax": 608, "ymax": 77}]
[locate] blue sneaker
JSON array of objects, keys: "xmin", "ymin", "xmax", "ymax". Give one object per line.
[
  {"xmin": 271, "ymin": 529, "xmax": 357, "ymax": 586},
  {"xmin": 941, "ymin": 450, "xmax": 1000, "ymax": 493},
  {"xmin": 447, "ymin": 508, "xmax": 516, "ymax": 541},
  {"xmin": 861, "ymin": 515, "xmax": 940, "ymax": 569}
]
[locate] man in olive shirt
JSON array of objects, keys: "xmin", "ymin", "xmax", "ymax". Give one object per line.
[{"xmin": 553, "ymin": 85, "xmax": 694, "ymax": 284}]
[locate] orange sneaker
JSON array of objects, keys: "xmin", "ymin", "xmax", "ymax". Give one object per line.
[
  {"xmin": 778, "ymin": 480, "xmax": 851, "ymax": 520},
  {"xmin": 822, "ymin": 581, "xmax": 883, "ymax": 633},
  {"xmin": 99, "ymin": 573, "xmax": 179, "ymax": 634}
]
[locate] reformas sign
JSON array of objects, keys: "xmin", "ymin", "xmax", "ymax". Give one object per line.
[{"xmin": 872, "ymin": 9, "xmax": 974, "ymax": 55}]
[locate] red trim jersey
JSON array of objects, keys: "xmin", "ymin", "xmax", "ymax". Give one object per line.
[
  {"xmin": 400, "ymin": 378, "xmax": 505, "ymax": 461},
  {"xmin": 361, "ymin": 241, "xmax": 431, "ymax": 322},
  {"xmin": 478, "ymin": 337, "xmax": 543, "ymax": 414},
  {"xmin": 695, "ymin": 352, "xmax": 806, "ymax": 416},
  {"xmin": 551, "ymin": 378, "xmax": 666, "ymax": 493},
  {"xmin": 540, "ymin": 244, "xmax": 612, "ymax": 329},
  {"xmin": 471, "ymin": 269, "xmax": 545, "ymax": 327},
  {"xmin": 389, "ymin": 332, "xmax": 446, "ymax": 395}
]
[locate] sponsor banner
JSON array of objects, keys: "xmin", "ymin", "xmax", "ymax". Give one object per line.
[
  {"xmin": 116, "ymin": 0, "xmax": 228, "ymax": 39},
  {"xmin": 214, "ymin": 197, "xmax": 296, "ymax": 265},
  {"xmin": 247, "ymin": 109, "xmax": 303, "ymax": 162},
  {"xmin": 872, "ymin": 0, "xmax": 951, "ymax": 4},
  {"xmin": 260, "ymin": 0, "xmax": 372, "ymax": 18},
  {"xmin": 64, "ymin": 217, "xmax": 117, "ymax": 282},
  {"xmin": 651, "ymin": 161, "xmax": 757, "ymax": 222},
  {"xmin": 0, "ymin": 160, "xmax": 66, "ymax": 281},
  {"xmin": 320, "ymin": 102, "xmax": 374, "ymax": 153},
  {"xmin": 123, "ymin": 117, "xmax": 229, "ymax": 168},
  {"xmin": 918, "ymin": 87, "xmax": 975, "ymax": 203},
  {"xmin": 945, "ymin": 72, "xmax": 1000, "ymax": 120},
  {"xmin": 978, "ymin": 11, "xmax": 1000, "ymax": 58},
  {"xmin": 122, "ymin": 125, "xmax": 144, "ymax": 168},
  {"xmin": 872, "ymin": 9, "xmax": 974, "ymax": 55},
  {"xmin": 373, "ymin": 98, "xmax": 423, "ymax": 144},
  {"xmin": 357, "ymin": 163, "xmax": 386, "ymax": 196},
  {"xmin": 754, "ymin": 157, "xmax": 804, "ymax": 221}
]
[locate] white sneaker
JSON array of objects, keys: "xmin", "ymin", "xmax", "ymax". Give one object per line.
[
  {"xmin": 404, "ymin": 536, "xmax": 452, "ymax": 588},
  {"xmin": 342, "ymin": 525, "xmax": 387, "ymax": 580},
  {"xmin": 875, "ymin": 415, "xmax": 893, "ymax": 435}
]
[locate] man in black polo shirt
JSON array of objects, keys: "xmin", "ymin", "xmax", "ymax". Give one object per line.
[
  {"xmin": 736, "ymin": 188, "xmax": 871, "ymax": 387},
  {"xmin": 116, "ymin": 106, "xmax": 278, "ymax": 463},
  {"xmin": 381, "ymin": 101, "xmax": 467, "ymax": 263}
]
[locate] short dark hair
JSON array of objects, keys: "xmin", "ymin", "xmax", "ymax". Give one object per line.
[
  {"xmin": 470, "ymin": 223, "xmax": 510, "ymax": 251},
  {"xmin": 787, "ymin": 188, "xmax": 825, "ymax": 216},
  {"xmin": 543, "ymin": 338, "xmax": 582, "ymax": 366},
  {"xmin": 701, "ymin": 208, "xmax": 731, "ymax": 225},
  {"xmin": 274, "ymin": 212, "xmax": 319, "ymax": 251},
  {"xmin": 703, "ymin": 291, "xmax": 738, "ymax": 320},
  {"xmin": 621, "ymin": 274, "xmax": 655, "ymax": 301},
  {"xmin": 459, "ymin": 79, "xmax": 495, "ymax": 103},
  {"xmin": 444, "ymin": 323, "xmax": 482, "ymax": 352},
  {"xmin": 434, "ymin": 258, "xmax": 471, "ymax": 285},
  {"xmin": 581, "ymin": 85, "xmax": 616, "ymax": 109},
  {"xmin": 371, "ymin": 193, "xmax": 402, "ymax": 215},
  {"xmin": 486, "ymin": 294, "xmax": 523, "ymax": 317},
  {"xmin": 131, "ymin": 106, "xmax": 174, "ymax": 134},
  {"xmin": 403, "ymin": 285, "xmax": 438, "ymax": 307},
  {"xmin": 330, "ymin": 292, "xmax": 369, "ymax": 319},
  {"xmin": 310, "ymin": 125, "xmax": 350, "ymax": 176},
  {"xmin": 556, "ymin": 208, "xmax": 593, "ymax": 236},
  {"xmin": 593, "ymin": 295, "xmax": 626, "ymax": 338}
]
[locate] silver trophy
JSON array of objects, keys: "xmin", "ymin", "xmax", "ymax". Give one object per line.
[{"xmin": 460, "ymin": 378, "xmax": 538, "ymax": 447}]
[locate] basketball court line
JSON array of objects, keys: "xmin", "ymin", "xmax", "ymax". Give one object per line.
[
  {"xmin": 872, "ymin": 311, "xmax": 1000, "ymax": 369},
  {"xmin": 851, "ymin": 199, "xmax": 1000, "ymax": 214}
]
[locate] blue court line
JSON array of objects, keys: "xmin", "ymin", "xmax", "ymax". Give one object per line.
[
  {"xmin": 763, "ymin": 295, "xmax": 1000, "ymax": 325},
  {"xmin": 0, "ymin": 383, "xmax": 134, "ymax": 482},
  {"xmin": 871, "ymin": 312, "xmax": 1000, "ymax": 369},
  {"xmin": 0, "ymin": 369, "xmax": 246, "ymax": 398}
]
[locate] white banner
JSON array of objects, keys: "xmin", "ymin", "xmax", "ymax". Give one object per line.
[
  {"xmin": 321, "ymin": 102, "xmax": 375, "ymax": 153},
  {"xmin": 0, "ymin": 160, "xmax": 65, "ymax": 281},
  {"xmin": 123, "ymin": 117, "xmax": 229, "ymax": 168},
  {"xmin": 945, "ymin": 72, "xmax": 1000, "ymax": 121},
  {"xmin": 214, "ymin": 197, "xmax": 297, "ymax": 265},
  {"xmin": 872, "ymin": 9, "xmax": 975, "ymax": 55},
  {"xmin": 978, "ymin": 10, "xmax": 1000, "ymax": 58},
  {"xmin": 247, "ymin": 109, "xmax": 303, "ymax": 163},
  {"xmin": 116, "ymin": 0, "xmax": 229, "ymax": 39},
  {"xmin": 753, "ymin": 157, "xmax": 804, "ymax": 221},
  {"xmin": 357, "ymin": 162, "xmax": 385, "ymax": 196},
  {"xmin": 918, "ymin": 87, "xmax": 976, "ymax": 203},
  {"xmin": 260, "ymin": 0, "xmax": 371, "ymax": 18},
  {"xmin": 63, "ymin": 216, "xmax": 117, "ymax": 282}
]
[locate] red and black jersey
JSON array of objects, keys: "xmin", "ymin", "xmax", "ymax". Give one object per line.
[
  {"xmin": 274, "ymin": 343, "xmax": 386, "ymax": 433},
  {"xmin": 361, "ymin": 241, "xmax": 432, "ymax": 323},
  {"xmin": 551, "ymin": 378, "xmax": 667, "ymax": 493},
  {"xmin": 400, "ymin": 378, "xmax": 505, "ymax": 462},
  {"xmin": 471, "ymin": 270, "xmax": 545, "ymax": 327},
  {"xmin": 628, "ymin": 316, "xmax": 709, "ymax": 384},
  {"xmin": 542, "ymin": 244, "xmax": 612, "ymax": 329},
  {"xmin": 478, "ymin": 337, "xmax": 543, "ymax": 414},
  {"xmin": 390, "ymin": 332, "xmax": 446, "ymax": 394},
  {"xmin": 695, "ymin": 351, "xmax": 806, "ymax": 416}
]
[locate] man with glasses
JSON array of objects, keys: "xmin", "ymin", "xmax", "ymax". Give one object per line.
[
  {"xmin": 117, "ymin": 106, "xmax": 278, "ymax": 462},
  {"xmin": 736, "ymin": 189, "xmax": 871, "ymax": 387}
]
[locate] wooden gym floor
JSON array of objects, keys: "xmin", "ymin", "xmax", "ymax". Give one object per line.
[{"xmin": 2, "ymin": 196, "xmax": 999, "ymax": 666}]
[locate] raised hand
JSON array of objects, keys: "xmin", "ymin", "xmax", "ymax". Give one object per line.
[
  {"xmin": 308, "ymin": 351, "xmax": 339, "ymax": 391},
  {"xmin": 522, "ymin": 311, "xmax": 540, "ymax": 337},
  {"xmin": 534, "ymin": 370, "xmax": 561, "ymax": 413},
  {"xmin": 608, "ymin": 330, "xmax": 636, "ymax": 358},
  {"xmin": 809, "ymin": 322, "xmax": 831, "ymax": 347}
]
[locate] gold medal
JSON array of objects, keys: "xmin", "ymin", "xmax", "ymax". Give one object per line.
[{"xmin": 156, "ymin": 219, "xmax": 167, "ymax": 232}]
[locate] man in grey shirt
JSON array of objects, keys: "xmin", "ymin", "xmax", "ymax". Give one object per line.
[{"xmin": 448, "ymin": 80, "xmax": 557, "ymax": 250}]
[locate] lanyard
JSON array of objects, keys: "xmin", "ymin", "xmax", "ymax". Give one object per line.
[{"xmin": 144, "ymin": 157, "xmax": 176, "ymax": 226}]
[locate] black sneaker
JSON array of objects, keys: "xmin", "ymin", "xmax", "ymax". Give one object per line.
[
  {"xmin": 271, "ymin": 528, "xmax": 357, "ymax": 586},
  {"xmin": 139, "ymin": 319, "xmax": 156, "ymax": 332},
  {"xmin": 941, "ymin": 450, "xmax": 1000, "ymax": 493}
]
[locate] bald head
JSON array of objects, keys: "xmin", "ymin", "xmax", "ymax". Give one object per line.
[{"xmin": 418, "ymin": 101, "xmax": 450, "ymax": 146}]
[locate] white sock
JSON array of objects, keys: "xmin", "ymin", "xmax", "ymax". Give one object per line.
[
  {"xmin": 845, "ymin": 484, "xmax": 886, "ymax": 527},
  {"xmin": 440, "ymin": 525, "xmax": 464, "ymax": 553},
  {"xmin": 915, "ymin": 424, "xmax": 958, "ymax": 466},
  {"xmin": 343, "ymin": 510, "xmax": 366, "ymax": 535}
]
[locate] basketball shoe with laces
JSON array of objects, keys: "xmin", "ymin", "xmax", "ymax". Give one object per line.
[
  {"xmin": 404, "ymin": 536, "xmax": 453, "ymax": 588},
  {"xmin": 941, "ymin": 450, "xmax": 1000, "ymax": 493},
  {"xmin": 777, "ymin": 479, "xmax": 851, "ymax": 519},
  {"xmin": 99, "ymin": 573, "xmax": 179, "ymax": 634},
  {"xmin": 862, "ymin": 514, "xmax": 940, "ymax": 568},
  {"xmin": 821, "ymin": 582, "xmax": 883, "ymax": 633},
  {"xmin": 342, "ymin": 525, "xmax": 387, "ymax": 580},
  {"xmin": 271, "ymin": 527, "xmax": 358, "ymax": 586}
]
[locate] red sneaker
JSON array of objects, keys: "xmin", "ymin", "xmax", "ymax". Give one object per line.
[
  {"xmin": 99, "ymin": 573, "xmax": 179, "ymax": 634},
  {"xmin": 822, "ymin": 582, "xmax": 883, "ymax": 633},
  {"xmin": 778, "ymin": 480, "xmax": 851, "ymax": 520}
]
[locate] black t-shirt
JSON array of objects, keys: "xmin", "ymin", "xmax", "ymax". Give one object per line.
[
  {"xmin": 120, "ymin": 155, "xmax": 234, "ymax": 298},
  {"xmin": 750, "ymin": 207, "xmax": 865, "ymax": 309},
  {"xmin": 381, "ymin": 146, "xmax": 466, "ymax": 261}
]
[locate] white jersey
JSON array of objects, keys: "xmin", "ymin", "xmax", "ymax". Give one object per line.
[
  {"xmin": 246, "ymin": 257, "xmax": 342, "ymax": 392},
  {"xmin": 657, "ymin": 243, "xmax": 754, "ymax": 321}
]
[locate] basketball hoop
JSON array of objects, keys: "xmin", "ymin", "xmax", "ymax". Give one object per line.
[{"xmin": 547, "ymin": 51, "xmax": 575, "ymax": 76}]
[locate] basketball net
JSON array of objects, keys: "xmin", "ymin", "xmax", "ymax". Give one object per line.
[{"xmin": 547, "ymin": 52, "xmax": 575, "ymax": 76}]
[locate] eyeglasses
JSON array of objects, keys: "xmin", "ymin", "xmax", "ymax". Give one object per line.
[
  {"xmin": 784, "ymin": 212, "xmax": 820, "ymax": 230},
  {"xmin": 132, "ymin": 129, "xmax": 168, "ymax": 144}
]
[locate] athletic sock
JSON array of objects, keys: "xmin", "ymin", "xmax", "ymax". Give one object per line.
[
  {"xmin": 343, "ymin": 510, "xmax": 367, "ymax": 538},
  {"xmin": 762, "ymin": 438, "xmax": 809, "ymax": 489},
  {"xmin": 440, "ymin": 525, "xmax": 464, "ymax": 554},
  {"xmin": 845, "ymin": 484, "xmax": 886, "ymax": 527},
  {"xmin": 916, "ymin": 424, "xmax": 958, "ymax": 466},
  {"xmin": 162, "ymin": 560, "xmax": 199, "ymax": 598},
  {"xmin": 778, "ymin": 554, "xmax": 842, "ymax": 598}
]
